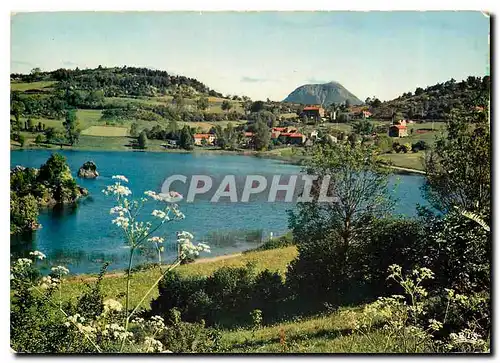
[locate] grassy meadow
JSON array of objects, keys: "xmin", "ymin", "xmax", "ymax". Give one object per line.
[{"xmin": 63, "ymin": 246, "xmax": 298, "ymax": 309}]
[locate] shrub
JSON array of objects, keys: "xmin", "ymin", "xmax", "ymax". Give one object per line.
[
  {"xmin": 286, "ymin": 217, "xmax": 426, "ymax": 310},
  {"xmin": 155, "ymin": 308, "xmax": 222, "ymax": 353},
  {"xmin": 412, "ymin": 140, "xmax": 428, "ymax": 152},
  {"xmin": 151, "ymin": 263, "xmax": 288, "ymax": 328},
  {"xmin": 375, "ymin": 135, "xmax": 393, "ymax": 153},
  {"xmin": 247, "ymin": 233, "xmax": 295, "ymax": 252}
]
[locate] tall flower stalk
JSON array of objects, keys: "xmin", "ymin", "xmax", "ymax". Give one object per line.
[{"xmin": 102, "ymin": 175, "xmax": 210, "ymax": 352}]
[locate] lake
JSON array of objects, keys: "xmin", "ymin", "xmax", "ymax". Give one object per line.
[{"xmin": 11, "ymin": 150, "xmax": 428, "ymax": 274}]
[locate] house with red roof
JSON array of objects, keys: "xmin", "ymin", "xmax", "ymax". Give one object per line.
[
  {"xmin": 193, "ymin": 133, "xmax": 216, "ymax": 146},
  {"xmin": 278, "ymin": 132, "xmax": 306, "ymax": 145},
  {"xmin": 389, "ymin": 120, "xmax": 408, "ymax": 138},
  {"xmin": 302, "ymin": 106, "xmax": 325, "ymax": 120}
]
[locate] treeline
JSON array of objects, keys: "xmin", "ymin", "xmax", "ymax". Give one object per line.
[
  {"xmin": 370, "ymin": 75, "xmax": 490, "ymax": 120},
  {"xmin": 11, "ymin": 66, "xmax": 223, "ymax": 98}
]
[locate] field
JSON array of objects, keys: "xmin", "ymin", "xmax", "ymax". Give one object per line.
[
  {"xmin": 380, "ymin": 152, "xmax": 425, "ymax": 171},
  {"xmin": 11, "ymin": 81, "xmax": 56, "ymax": 92},
  {"xmin": 63, "ymin": 246, "xmax": 298, "ymax": 308},
  {"xmin": 81, "ymin": 125, "xmax": 129, "ymax": 137}
]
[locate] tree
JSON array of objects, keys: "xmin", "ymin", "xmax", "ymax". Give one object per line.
[
  {"xmin": 172, "ymin": 94, "xmax": 185, "ymax": 110},
  {"xmin": 242, "ymin": 98, "xmax": 253, "ymax": 117},
  {"xmin": 35, "ymin": 134, "xmax": 44, "ymax": 145},
  {"xmin": 253, "ymin": 118, "xmax": 270, "ymax": 151},
  {"xmin": 423, "ymin": 106, "xmax": 490, "ymax": 214},
  {"xmin": 62, "ymin": 109, "xmax": 80, "ymax": 146},
  {"xmin": 129, "ymin": 123, "xmax": 139, "ymax": 137},
  {"xmin": 352, "ymin": 120, "xmax": 374, "ymax": 135},
  {"xmin": 337, "ymin": 113, "xmax": 350, "ymax": 123},
  {"xmin": 44, "ymin": 127, "xmax": 56, "ymax": 143},
  {"xmin": 138, "ymin": 131, "xmax": 148, "ymax": 149},
  {"xmin": 12, "ymin": 101, "xmax": 25, "ymax": 137},
  {"xmin": 179, "ymin": 126, "xmax": 194, "ymax": 150},
  {"xmin": 392, "ymin": 111, "xmax": 404, "ymax": 122},
  {"xmin": 215, "ymin": 123, "xmax": 239, "ymax": 150},
  {"xmin": 167, "ymin": 119, "xmax": 179, "ymax": 135},
  {"xmin": 370, "ymin": 97, "xmax": 382, "ymax": 108},
  {"xmin": 250, "ymin": 101, "xmax": 265, "ymax": 113},
  {"xmin": 287, "ymin": 143, "xmax": 393, "ymax": 305},
  {"xmin": 221, "ymin": 100, "xmax": 233, "ymax": 113},
  {"xmin": 27, "ymin": 119, "xmax": 34, "ymax": 132},
  {"xmin": 196, "ymin": 97, "xmax": 209, "ymax": 111},
  {"xmin": 10, "ymin": 192, "xmax": 39, "ymax": 234},
  {"xmin": 18, "ymin": 134, "xmax": 25, "ymax": 147}
]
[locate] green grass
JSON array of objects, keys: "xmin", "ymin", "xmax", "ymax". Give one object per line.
[
  {"xmin": 220, "ymin": 308, "xmax": 409, "ymax": 353},
  {"xmin": 63, "ymin": 246, "xmax": 298, "ymax": 309},
  {"xmin": 381, "ymin": 152, "xmax": 426, "ymax": 171},
  {"xmin": 81, "ymin": 125, "xmax": 129, "ymax": 137},
  {"xmin": 11, "ymin": 81, "xmax": 56, "ymax": 92}
]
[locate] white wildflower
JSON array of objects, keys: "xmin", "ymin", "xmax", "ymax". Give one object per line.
[
  {"xmin": 143, "ymin": 336, "xmax": 164, "ymax": 353},
  {"xmin": 29, "ymin": 251, "xmax": 46, "ymax": 260},
  {"xmin": 144, "ymin": 190, "xmax": 162, "ymax": 201},
  {"xmin": 148, "ymin": 236, "xmax": 164, "ymax": 244},
  {"xmin": 177, "ymin": 231, "xmax": 194, "ymax": 240},
  {"xmin": 197, "ymin": 243, "xmax": 211, "ymax": 253},
  {"xmin": 103, "ymin": 299, "xmax": 123, "ymax": 313},
  {"xmin": 51, "ymin": 265, "xmax": 70, "ymax": 275},
  {"xmin": 112, "ymin": 216, "xmax": 130, "ymax": 229},
  {"xmin": 110, "ymin": 206, "xmax": 128, "ymax": 215},
  {"xmin": 103, "ymin": 183, "xmax": 132, "ymax": 197},
  {"xmin": 151, "ymin": 209, "xmax": 167, "ymax": 219},
  {"xmin": 158, "ymin": 191, "xmax": 183, "ymax": 203},
  {"xmin": 16, "ymin": 258, "xmax": 33, "ymax": 267},
  {"xmin": 112, "ymin": 175, "xmax": 129, "ymax": 183}
]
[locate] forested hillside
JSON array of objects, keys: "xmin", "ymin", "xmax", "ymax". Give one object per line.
[
  {"xmin": 369, "ymin": 75, "xmax": 490, "ymax": 120},
  {"xmin": 10, "ymin": 66, "xmax": 225, "ymax": 121}
]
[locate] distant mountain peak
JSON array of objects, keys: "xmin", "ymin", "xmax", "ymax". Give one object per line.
[{"xmin": 283, "ymin": 81, "xmax": 362, "ymax": 105}]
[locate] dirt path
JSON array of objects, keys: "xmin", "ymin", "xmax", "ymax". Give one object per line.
[
  {"xmin": 70, "ymin": 252, "xmax": 244, "ymax": 283},
  {"xmin": 387, "ymin": 165, "xmax": 426, "ymax": 175}
]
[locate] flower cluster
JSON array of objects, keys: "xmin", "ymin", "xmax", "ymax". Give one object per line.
[
  {"xmin": 40, "ymin": 275, "xmax": 60, "ymax": 290},
  {"xmin": 65, "ymin": 314, "xmax": 97, "ymax": 338},
  {"xmin": 112, "ymin": 175, "xmax": 129, "ymax": 183},
  {"xmin": 102, "ymin": 323, "xmax": 134, "ymax": 341},
  {"xmin": 177, "ymin": 231, "xmax": 211, "ymax": 259},
  {"xmin": 103, "ymin": 299, "xmax": 123, "ymax": 313},
  {"xmin": 143, "ymin": 336, "xmax": 164, "ymax": 353},
  {"xmin": 51, "ymin": 265, "xmax": 70, "ymax": 276},
  {"xmin": 144, "ymin": 190, "xmax": 183, "ymax": 203},
  {"xmin": 29, "ymin": 251, "xmax": 46, "ymax": 260},
  {"xmin": 103, "ymin": 183, "xmax": 132, "ymax": 197}
]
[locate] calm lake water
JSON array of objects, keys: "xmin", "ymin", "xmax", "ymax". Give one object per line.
[{"xmin": 11, "ymin": 150, "xmax": 428, "ymax": 274}]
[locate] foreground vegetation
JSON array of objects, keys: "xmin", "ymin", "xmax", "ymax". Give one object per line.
[{"xmin": 10, "ymin": 67, "xmax": 490, "ymax": 354}]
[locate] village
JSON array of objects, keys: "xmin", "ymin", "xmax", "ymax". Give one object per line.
[{"xmin": 188, "ymin": 104, "xmax": 418, "ymax": 151}]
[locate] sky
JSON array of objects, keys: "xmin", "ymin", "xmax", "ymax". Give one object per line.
[{"xmin": 10, "ymin": 11, "xmax": 490, "ymax": 101}]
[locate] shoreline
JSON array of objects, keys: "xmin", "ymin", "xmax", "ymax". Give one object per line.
[{"xmin": 11, "ymin": 145, "xmax": 425, "ymax": 174}]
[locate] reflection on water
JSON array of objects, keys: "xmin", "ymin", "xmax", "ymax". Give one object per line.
[{"xmin": 11, "ymin": 228, "xmax": 264, "ymax": 275}]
